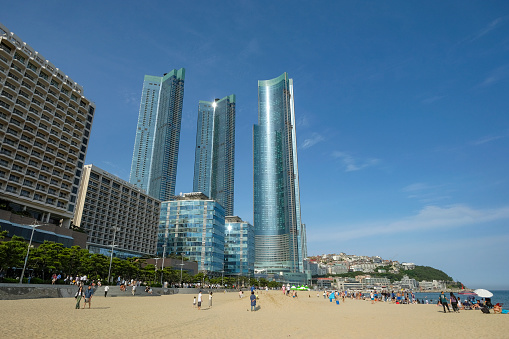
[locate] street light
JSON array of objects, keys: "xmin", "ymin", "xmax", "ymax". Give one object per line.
[
  {"xmin": 160, "ymin": 244, "xmax": 167, "ymax": 285},
  {"xmin": 180, "ymin": 252, "xmax": 185, "ymax": 287},
  {"xmin": 19, "ymin": 221, "xmax": 41, "ymax": 284},
  {"xmin": 107, "ymin": 227, "xmax": 120, "ymax": 283}
]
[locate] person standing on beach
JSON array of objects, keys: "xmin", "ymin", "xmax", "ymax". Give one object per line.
[
  {"xmin": 439, "ymin": 292, "xmax": 450, "ymax": 313},
  {"xmin": 197, "ymin": 291, "xmax": 202, "ymax": 310},
  {"xmin": 209, "ymin": 292, "xmax": 213, "ymax": 308},
  {"xmin": 75, "ymin": 286, "xmax": 84, "ymax": 309},
  {"xmin": 132, "ymin": 284, "xmax": 136, "ymax": 296},
  {"xmin": 250, "ymin": 291, "xmax": 256, "ymax": 311},
  {"xmin": 104, "ymin": 285, "xmax": 109, "ymax": 297},
  {"xmin": 83, "ymin": 285, "xmax": 94, "ymax": 309}
]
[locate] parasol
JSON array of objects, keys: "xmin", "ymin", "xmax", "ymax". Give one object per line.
[{"xmin": 473, "ymin": 289, "xmax": 493, "ymax": 298}]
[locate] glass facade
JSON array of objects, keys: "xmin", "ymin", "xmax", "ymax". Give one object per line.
[
  {"xmin": 129, "ymin": 69, "xmax": 185, "ymax": 201},
  {"xmin": 158, "ymin": 193, "xmax": 225, "ymax": 273},
  {"xmin": 253, "ymin": 73, "xmax": 304, "ymax": 274},
  {"xmin": 225, "ymin": 216, "xmax": 254, "ymax": 276},
  {"xmin": 193, "ymin": 95, "xmax": 235, "ymax": 216}
]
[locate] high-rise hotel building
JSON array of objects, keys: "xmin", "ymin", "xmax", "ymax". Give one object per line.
[
  {"xmin": 253, "ymin": 73, "xmax": 304, "ymax": 274},
  {"xmin": 193, "ymin": 95, "xmax": 235, "ymax": 215},
  {"xmin": 0, "ymin": 23, "xmax": 95, "ymax": 228},
  {"xmin": 129, "ymin": 69, "xmax": 185, "ymax": 201},
  {"xmin": 73, "ymin": 165, "xmax": 161, "ymax": 258}
]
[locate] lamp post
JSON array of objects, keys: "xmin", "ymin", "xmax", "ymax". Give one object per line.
[
  {"xmin": 153, "ymin": 258, "xmax": 160, "ymax": 285},
  {"xmin": 221, "ymin": 265, "xmax": 224, "ymax": 287},
  {"xmin": 161, "ymin": 244, "xmax": 167, "ymax": 285},
  {"xmin": 19, "ymin": 221, "xmax": 41, "ymax": 284},
  {"xmin": 107, "ymin": 227, "xmax": 120, "ymax": 283},
  {"xmin": 180, "ymin": 252, "xmax": 184, "ymax": 287}
]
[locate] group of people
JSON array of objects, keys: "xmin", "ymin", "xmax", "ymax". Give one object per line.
[
  {"xmin": 438, "ymin": 291, "xmax": 507, "ymax": 314},
  {"xmin": 74, "ymin": 284, "xmax": 95, "ymax": 309},
  {"xmin": 193, "ymin": 291, "xmax": 213, "ymax": 310}
]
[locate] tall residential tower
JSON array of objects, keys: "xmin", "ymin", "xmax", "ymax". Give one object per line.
[
  {"xmin": 253, "ymin": 73, "xmax": 303, "ymax": 274},
  {"xmin": 129, "ymin": 68, "xmax": 185, "ymax": 201},
  {"xmin": 193, "ymin": 95, "xmax": 235, "ymax": 215}
]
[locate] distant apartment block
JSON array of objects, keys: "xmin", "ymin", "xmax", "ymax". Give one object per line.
[
  {"xmin": 74, "ymin": 165, "xmax": 161, "ymax": 258},
  {"xmin": 225, "ymin": 216, "xmax": 254, "ymax": 276},
  {"xmin": 193, "ymin": 95, "xmax": 235, "ymax": 215},
  {"xmin": 129, "ymin": 69, "xmax": 185, "ymax": 201},
  {"xmin": 0, "ymin": 22, "xmax": 95, "ymax": 228},
  {"xmin": 159, "ymin": 192, "xmax": 225, "ymax": 273}
]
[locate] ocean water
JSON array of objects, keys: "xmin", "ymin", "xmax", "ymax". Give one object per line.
[{"xmin": 413, "ymin": 290, "xmax": 509, "ymax": 308}]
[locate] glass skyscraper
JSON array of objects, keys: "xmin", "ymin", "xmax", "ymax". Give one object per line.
[
  {"xmin": 158, "ymin": 192, "xmax": 225, "ymax": 273},
  {"xmin": 253, "ymin": 73, "xmax": 304, "ymax": 274},
  {"xmin": 193, "ymin": 95, "xmax": 235, "ymax": 216},
  {"xmin": 225, "ymin": 216, "xmax": 255, "ymax": 276},
  {"xmin": 129, "ymin": 68, "xmax": 185, "ymax": 201}
]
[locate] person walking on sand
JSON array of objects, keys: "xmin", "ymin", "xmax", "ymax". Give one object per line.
[
  {"xmin": 209, "ymin": 292, "xmax": 213, "ymax": 308},
  {"xmin": 450, "ymin": 292, "xmax": 459, "ymax": 313},
  {"xmin": 193, "ymin": 296, "xmax": 196, "ymax": 307},
  {"xmin": 197, "ymin": 291, "xmax": 202, "ymax": 310},
  {"xmin": 104, "ymin": 285, "xmax": 109, "ymax": 297},
  {"xmin": 75, "ymin": 286, "xmax": 84, "ymax": 309},
  {"xmin": 439, "ymin": 291, "xmax": 450, "ymax": 313},
  {"xmin": 250, "ymin": 291, "xmax": 256, "ymax": 311},
  {"xmin": 132, "ymin": 284, "xmax": 136, "ymax": 296}
]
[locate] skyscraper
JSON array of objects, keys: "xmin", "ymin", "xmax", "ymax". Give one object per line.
[
  {"xmin": 253, "ymin": 73, "xmax": 303, "ymax": 274},
  {"xmin": 193, "ymin": 95, "xmax": 235, "ymax": 216},
  {"xmin": 129, "ymin": 68, "xmax": 185, "ymax": 201}
]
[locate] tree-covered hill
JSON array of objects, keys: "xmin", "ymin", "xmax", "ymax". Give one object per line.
[{"xmin": 316, "ymin": 265, "xmax": 454, "ymax": 283}]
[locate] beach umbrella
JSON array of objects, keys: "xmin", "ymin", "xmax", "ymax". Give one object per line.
[{"xmin": 473, "ymin": 289, "xmax": 493, "ymax": 298}]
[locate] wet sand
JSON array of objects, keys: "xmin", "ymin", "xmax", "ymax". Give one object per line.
[{"xmin": 2, "ymin": 290, "xmax": 508, "ymax": 338}]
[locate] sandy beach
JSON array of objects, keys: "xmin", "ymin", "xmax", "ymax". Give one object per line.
[{"xmin": 2, "ymin": 290, "xmax": 508, "ymax": 338}]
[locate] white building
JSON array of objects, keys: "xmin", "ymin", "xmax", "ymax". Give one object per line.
[
  {"xmin": 0, "ymin": 22, "xmax": 95, "ymax": 228},
  {"xmin": 73, "ymin": 165, "xmax": 161, "ymax": 257}
]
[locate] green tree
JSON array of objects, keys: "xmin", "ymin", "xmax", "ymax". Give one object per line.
[
  {"xmin": 30, "ymin": 241, "xmax": 66, "ymax": 280},
  {"xmin": 258, "ymin": 278, "xmax": 269, "ymax": 287},
  {"xmin": 0, "ymin": 235, "xmax": 26, "ymax": 274}
]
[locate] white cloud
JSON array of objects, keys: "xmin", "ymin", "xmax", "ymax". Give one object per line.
[
  {"xmin": 478, "ymin": 65, "xmax": 509, "ymax": 88},
  {"xmin": 470, "ymin": 17, "xmax": 504, "ymax": 42},
  {"xmin": 471, "ymin": 134, "xmax": 506, "ymax": 145},
  {"xmin": 331, "ymin": 151, "xmax": 379, "ymax": 172},
  {"xmin": 402, "ymin": 183, "xmax": 432, "ymax": 192},
  {"xmin": 310, "ymin": 204, "xmax": 509, "ymax": 242},
  {"xmin": 300, "ymin": 133, "xmax": 324, "ymax": 149}
]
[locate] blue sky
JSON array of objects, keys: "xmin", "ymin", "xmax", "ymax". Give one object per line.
[{"xmin": 2, "ymin": 1, "xmax": 508, "ymax": 289}]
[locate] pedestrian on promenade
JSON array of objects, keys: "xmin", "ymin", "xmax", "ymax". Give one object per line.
[
  {"xmin": 83, "ymin": 285, "xmax": 94, "ymax": 309},
  {"xmin": 250, "ymin": 291, "xmax": 256, "ymax": 311},
  {"xmin": 439, "ymin": 291, "xmax": 450, "ymax": 313},
  {"xmin": 75, "ymin": 286, "xmax": 84, "ymax": 309},
  {"xmin": 104, "ymin": 285, "xmax": 109, "ymax": 297}
]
